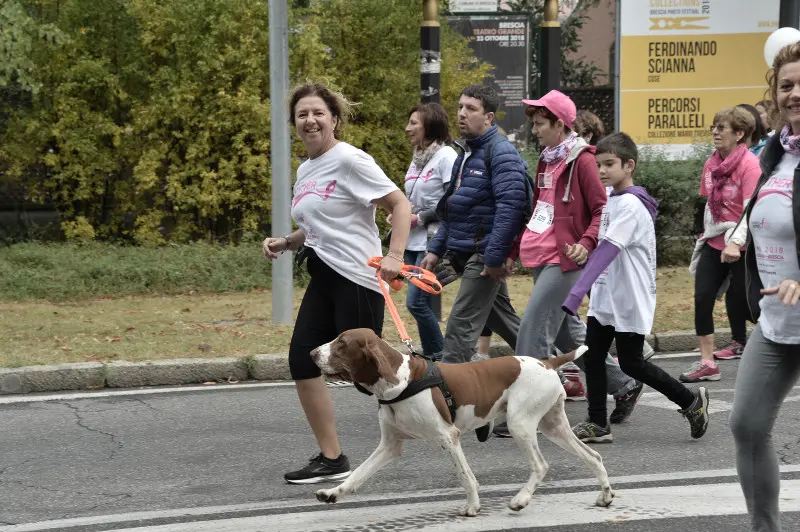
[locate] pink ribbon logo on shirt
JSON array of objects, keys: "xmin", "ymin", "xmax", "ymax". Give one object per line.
[
  {"xmin": 292, "ymin": 180, "xmax": 337, "ymax": 208},
  {"xmin": 405, "ymin": 169, "xmax": 435, "ymax": 183}
]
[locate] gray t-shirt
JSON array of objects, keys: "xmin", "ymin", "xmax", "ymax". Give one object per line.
[{"xmin": 750, "ymin": 152, "xmax": 800, "ymax": 344}]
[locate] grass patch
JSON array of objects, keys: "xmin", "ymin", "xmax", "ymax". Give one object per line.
[
  {"xmin": 1, "ymin": 267, "xmax": 727, "ymax": 368},
  {"xmin": 0, "ymin": 241, "xmax": 308, "ymax": 301}
]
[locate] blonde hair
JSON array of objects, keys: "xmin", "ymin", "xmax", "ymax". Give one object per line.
[
  {"xmin": 768, "ymin": 42, "xmax": 800, "ymax": 128},
  {"xmin": 712, "ymin": 106, "xmax": 755, "ymax": 144},
  {"xmin": 288, "ymin": 82, "xmax": 357, "ymax": 139}
]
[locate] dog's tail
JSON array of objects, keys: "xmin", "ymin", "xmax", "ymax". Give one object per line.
[{"xmin": 542, "ymin": 345, "xmax": 589, "ymax": 371}]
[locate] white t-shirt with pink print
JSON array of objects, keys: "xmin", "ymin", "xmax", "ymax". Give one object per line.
[
  {"xmin": 750, "ymin": 152, "xmax": 800, "ymax": 344},
  {"xmin": 404, "ymin": 145, "xmax": 457, "ymax": 251},
  {"xmin": 290, "ymin": 142, "xmax": 398, "ymax": 292}
]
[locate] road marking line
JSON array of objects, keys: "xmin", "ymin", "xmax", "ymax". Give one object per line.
[
  {"xmin": 0, "ymin": 382, "xmax": 295, "ymax": 405},
  {"xmin": 70, "ymin": 480, "xmax": 800, "ymax": 531},
  {"xmin": 0, "ymin": 352, "xmax": 702, "ymax": 405},
  {"xmin": 637, "ymin": 391, "xmax": 800, "ymax": 413},
  {"xmin": 4, "ymin": 467, "xmax": 800, "ymax": 532}
]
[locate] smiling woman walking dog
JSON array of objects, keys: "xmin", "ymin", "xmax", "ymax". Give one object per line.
[{"xmin": 262, "ymin": 82, "xmax": 411, "ymax": 485}]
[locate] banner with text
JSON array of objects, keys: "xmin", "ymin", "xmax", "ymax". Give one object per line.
[
  {"xmin": 447, "ymin": 14, "xmax": 531, "ymax": 142},
  {"xmin": 619, "ymin": 0, "xmax": 779, "ymax": 155}
]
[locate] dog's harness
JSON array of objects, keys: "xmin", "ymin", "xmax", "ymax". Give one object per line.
[{"xmin": 354, "ymin": 356, "xmax": 457, "ymax": 422}]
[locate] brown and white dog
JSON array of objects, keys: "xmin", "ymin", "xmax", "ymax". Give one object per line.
[{"xmin": 310, "ymin": 328, "xmax": 614, "ymax": 517}]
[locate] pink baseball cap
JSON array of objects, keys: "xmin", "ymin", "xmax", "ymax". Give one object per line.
[{"xmin": 522, "ymin": 90, "xmax": 577, "ymax": 129}]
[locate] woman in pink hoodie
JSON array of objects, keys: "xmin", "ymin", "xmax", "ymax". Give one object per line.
[{"xmin": 493, "ymin": 91, "xmax": 642, "ymax": 438}]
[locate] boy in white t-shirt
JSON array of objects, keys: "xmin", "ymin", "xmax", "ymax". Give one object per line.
[{"xmin": 562, "ymin": 132, "xmax": 710, "ymax": 443}]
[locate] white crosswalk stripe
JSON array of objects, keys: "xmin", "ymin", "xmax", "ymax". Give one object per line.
[{"xmin": 5, "ymin": 467, "xmax": 800, "ymax": 532}]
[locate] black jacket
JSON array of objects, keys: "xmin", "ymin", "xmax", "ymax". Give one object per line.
[{"xmin": 741, "ymin": 133, "xmax": 800, "ymax": 320}]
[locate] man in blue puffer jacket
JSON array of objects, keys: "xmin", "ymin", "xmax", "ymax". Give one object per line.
[{"xmin": 420, "ymin": 84, "xmax": 527, "ymax": 369}]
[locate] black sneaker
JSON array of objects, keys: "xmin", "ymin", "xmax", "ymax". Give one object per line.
[
  {"xmin": 284, "ymin": 453, "xmax": 351, "ymax": 485},
  {"xmin": 679, "ymin": 386, "xmax": 710, "ymax": 439},
  {"xmin": 572, "ymin": 421, "xmax": 613, "ymax": 443},
  {"xmin": 476, "ymin": 421, "xmax": 494, "ymax": 442},
  {"xmin": 492, "ymin": 421, "xmax": 512, "ymax": 438},
  {"xmin": 609, "ymin": 382, "xmax": 644, "ymax": 424}
]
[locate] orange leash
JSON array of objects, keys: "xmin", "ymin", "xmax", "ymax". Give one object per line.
[{"xmin": 367, "ymin": 256, "xmax": 442, "ymax": 354}]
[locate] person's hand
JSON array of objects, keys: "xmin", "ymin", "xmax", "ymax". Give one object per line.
[
  {"xmin": 420, "ymin": 253, "xmax": 439, "ymax": 271},
  {"xmin": 721, "ymin": 242, "xmax": 741, "ymax": 263},
  {"xmin": 262, "ymin": 237, "xmax": 288, "ymax": 260},
  {"xmin": 565, "ymin": 243, "xmax": 588, "ymax": 265},
  {"xmin": 378, "ymin": 254, "xmax": 403, "ymax": 283},
  {"xmin": 761, "ymin": 278, "xmax": 800, "ymax": 306},
  {"xmin": 386, "ymin": 213, "xmax": 393, "ymax": 225},
  {"xmin": 480, "ymin": 265, "xmax": 508, "ymax": 282},
  {"xmin": 410, "ymin": 214, "xmax": 419, "ymax": 229},
  {"xmin": 504, "ymin": 257, "xmax": 516, "ymax": 276}
]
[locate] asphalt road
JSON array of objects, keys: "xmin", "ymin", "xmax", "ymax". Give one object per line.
[{"xmin": 1, "ymin": 354, "xmax": 799, "ymax": 531}]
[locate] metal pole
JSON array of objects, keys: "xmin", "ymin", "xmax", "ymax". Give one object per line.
[
  {"xmin": 421, "ymin": 0, "xmax": 441, "ymax": 103},
  {"xmin": 780, "ymin": 0, "xmax": 800, "ymax": 29},
  {"xmin": 614, "ymin": 0, "xmax": 621, "ymax": 131},
  {"xmin": 540, "ymin": 0, "xmax": 560, "ymax": 94},
  {"xmin": 269, "ymin": 0, "xmax": 293, "ymax": 324}
]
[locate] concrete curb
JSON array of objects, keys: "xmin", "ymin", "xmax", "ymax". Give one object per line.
[{"xmin": 0, "ymin": 329, "xmax": 736, "ymax": 395}]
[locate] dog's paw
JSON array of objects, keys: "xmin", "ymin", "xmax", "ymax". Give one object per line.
[
  {"xmin": 316, "ymin": 488, "xmax": 339, "ymax": 504},
  {"xmin": 508, "ymin": 492, "xmax": 531, "ymax": 512},
  {"xmin": 595, "ymin": 488, "xmax": 614, "ymax": 507},
  {"xmin": 458, "ymin": 502, "xmax": 480, "ymax": 517}
]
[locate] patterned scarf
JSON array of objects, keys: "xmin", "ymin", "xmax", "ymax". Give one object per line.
[
  {"xmin": 411, "ymin": 141, "xmax": 443, "ymax": 171},
  {"xmin": 706, "ymin": 142, "xmax": 747, "ymax": 222},
  {"xmin": 540, "ymin": 132, "xmax": 578, "ymax": 164},
  {"xmin": 779, "ymin": 125, "xmax": 800, "ymax": 155}
]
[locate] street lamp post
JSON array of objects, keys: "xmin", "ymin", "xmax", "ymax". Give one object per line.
[
  {"xmin": 421, "ymin": 0, "xmax": 441, "ymax": 103},
  {"xmin": 780, "ymin": 0, "xmax": 800, "ymax": 29},
  {"xmin": 540, "ymin": 0, "xmax": 560, "ymax": 94},
  {"xmin": 268, "ymin": 0, "xmax": 293, "ymax": 324}
]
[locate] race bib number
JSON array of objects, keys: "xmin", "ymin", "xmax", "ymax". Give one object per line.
[
  {"xmin": 598, "ymin": 206, "xmax": 610, "ymax": 240},
  {"xmin": 527, "ymin": 201, "xmax": 555, "ymax": 234},
  {"xmin": 537, "ymin": 172, "xmax": 554, "ymax": 189}
]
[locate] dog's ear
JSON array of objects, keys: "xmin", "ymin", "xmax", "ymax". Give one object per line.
[
  {"xmin": 337, "ymin": 329, "xmax": 401, "ymax": 386},
  {"xmin": 366, "ymin": 337, "xmax": 402, "ymax": 385}
]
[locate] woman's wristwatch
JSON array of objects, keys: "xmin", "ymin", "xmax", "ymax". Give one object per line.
[{"xmin": 283, "ymin": 234, "xmax": 294, "ymax": 251}]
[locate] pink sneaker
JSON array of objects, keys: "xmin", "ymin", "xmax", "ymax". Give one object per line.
[
  {"xmin": 714, "ymin": 341, "xmax": 745, "ymax": 360},
  {"xmin": 679, "ymin": 361, "xmax": 721, "ymax": 383},
  {"xmin": 564, "ymin": 375, "xmax": 587, "ymax": 401}
]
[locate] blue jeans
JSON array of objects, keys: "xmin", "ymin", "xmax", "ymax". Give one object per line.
[{"xmin": 404, "ymin": 250, "xmax": 444, "ymax": 356}]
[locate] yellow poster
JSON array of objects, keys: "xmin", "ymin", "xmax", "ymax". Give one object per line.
[{"xmin": 619, "ymin": 0, "xmax": 779, "ymax": 154}]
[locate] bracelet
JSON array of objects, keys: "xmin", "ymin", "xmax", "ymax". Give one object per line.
[
  {"xmin": 385, "ymin": 251, "xmax": 404, "ymax": 262},
  {"xmin": 283, "ymin": 234, "xmax": 294, "ymax": 251}
]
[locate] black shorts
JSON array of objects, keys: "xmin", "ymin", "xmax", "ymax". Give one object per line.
[{"xmin": 289, "ymin": 251, "xmax": 385, "ymax": 380}]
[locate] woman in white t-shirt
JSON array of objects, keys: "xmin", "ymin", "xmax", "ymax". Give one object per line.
[
  {"xmin": 262, "ymin": 83, "xmax": 411, "ymax": 486},
  {"xmin": 729, "ymin": 43, "xmax": 800, "ymax": 532},
  {"xmin": 390, "ymin": 103, "xmax": 456, "ymax": 360}
]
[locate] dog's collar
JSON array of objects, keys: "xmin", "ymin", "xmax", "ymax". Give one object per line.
[{"xmin": 353, "ymin": 357, "xmax": 457, "ymax": 421}]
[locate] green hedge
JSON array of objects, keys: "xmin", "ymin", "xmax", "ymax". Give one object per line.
[{"xmin": 0, "ymin": 240, "xmax": 314, "ymax": 302}]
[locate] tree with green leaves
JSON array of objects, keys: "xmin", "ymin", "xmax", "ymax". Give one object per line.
[{"xmin": 0, "ymin": 0, "xmax": 490, "ymax": 243}]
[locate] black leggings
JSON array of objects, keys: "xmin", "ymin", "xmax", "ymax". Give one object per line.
[
  {"xmin": 584, "ymin": 317, "xmax": 695, "ymax": 426},
  {"xmin": 288, "ymin": 251, "xmax": 384, "ymax": 380},
  {"xmin": 694, "ymin": 243, "xmax": 749, "ymax": 344}
]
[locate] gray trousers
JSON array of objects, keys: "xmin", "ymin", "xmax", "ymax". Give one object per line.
[
  {"xmin": 440, "ymin": 254, "xmax": 520, "ymax": 364},
  {"xmin": 515, "ymin": 265, "xmax": 638, "ymax": 397},
  {"xmin": 730, "ymin": 324, "xmax": 800, "ymax": 532}
]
